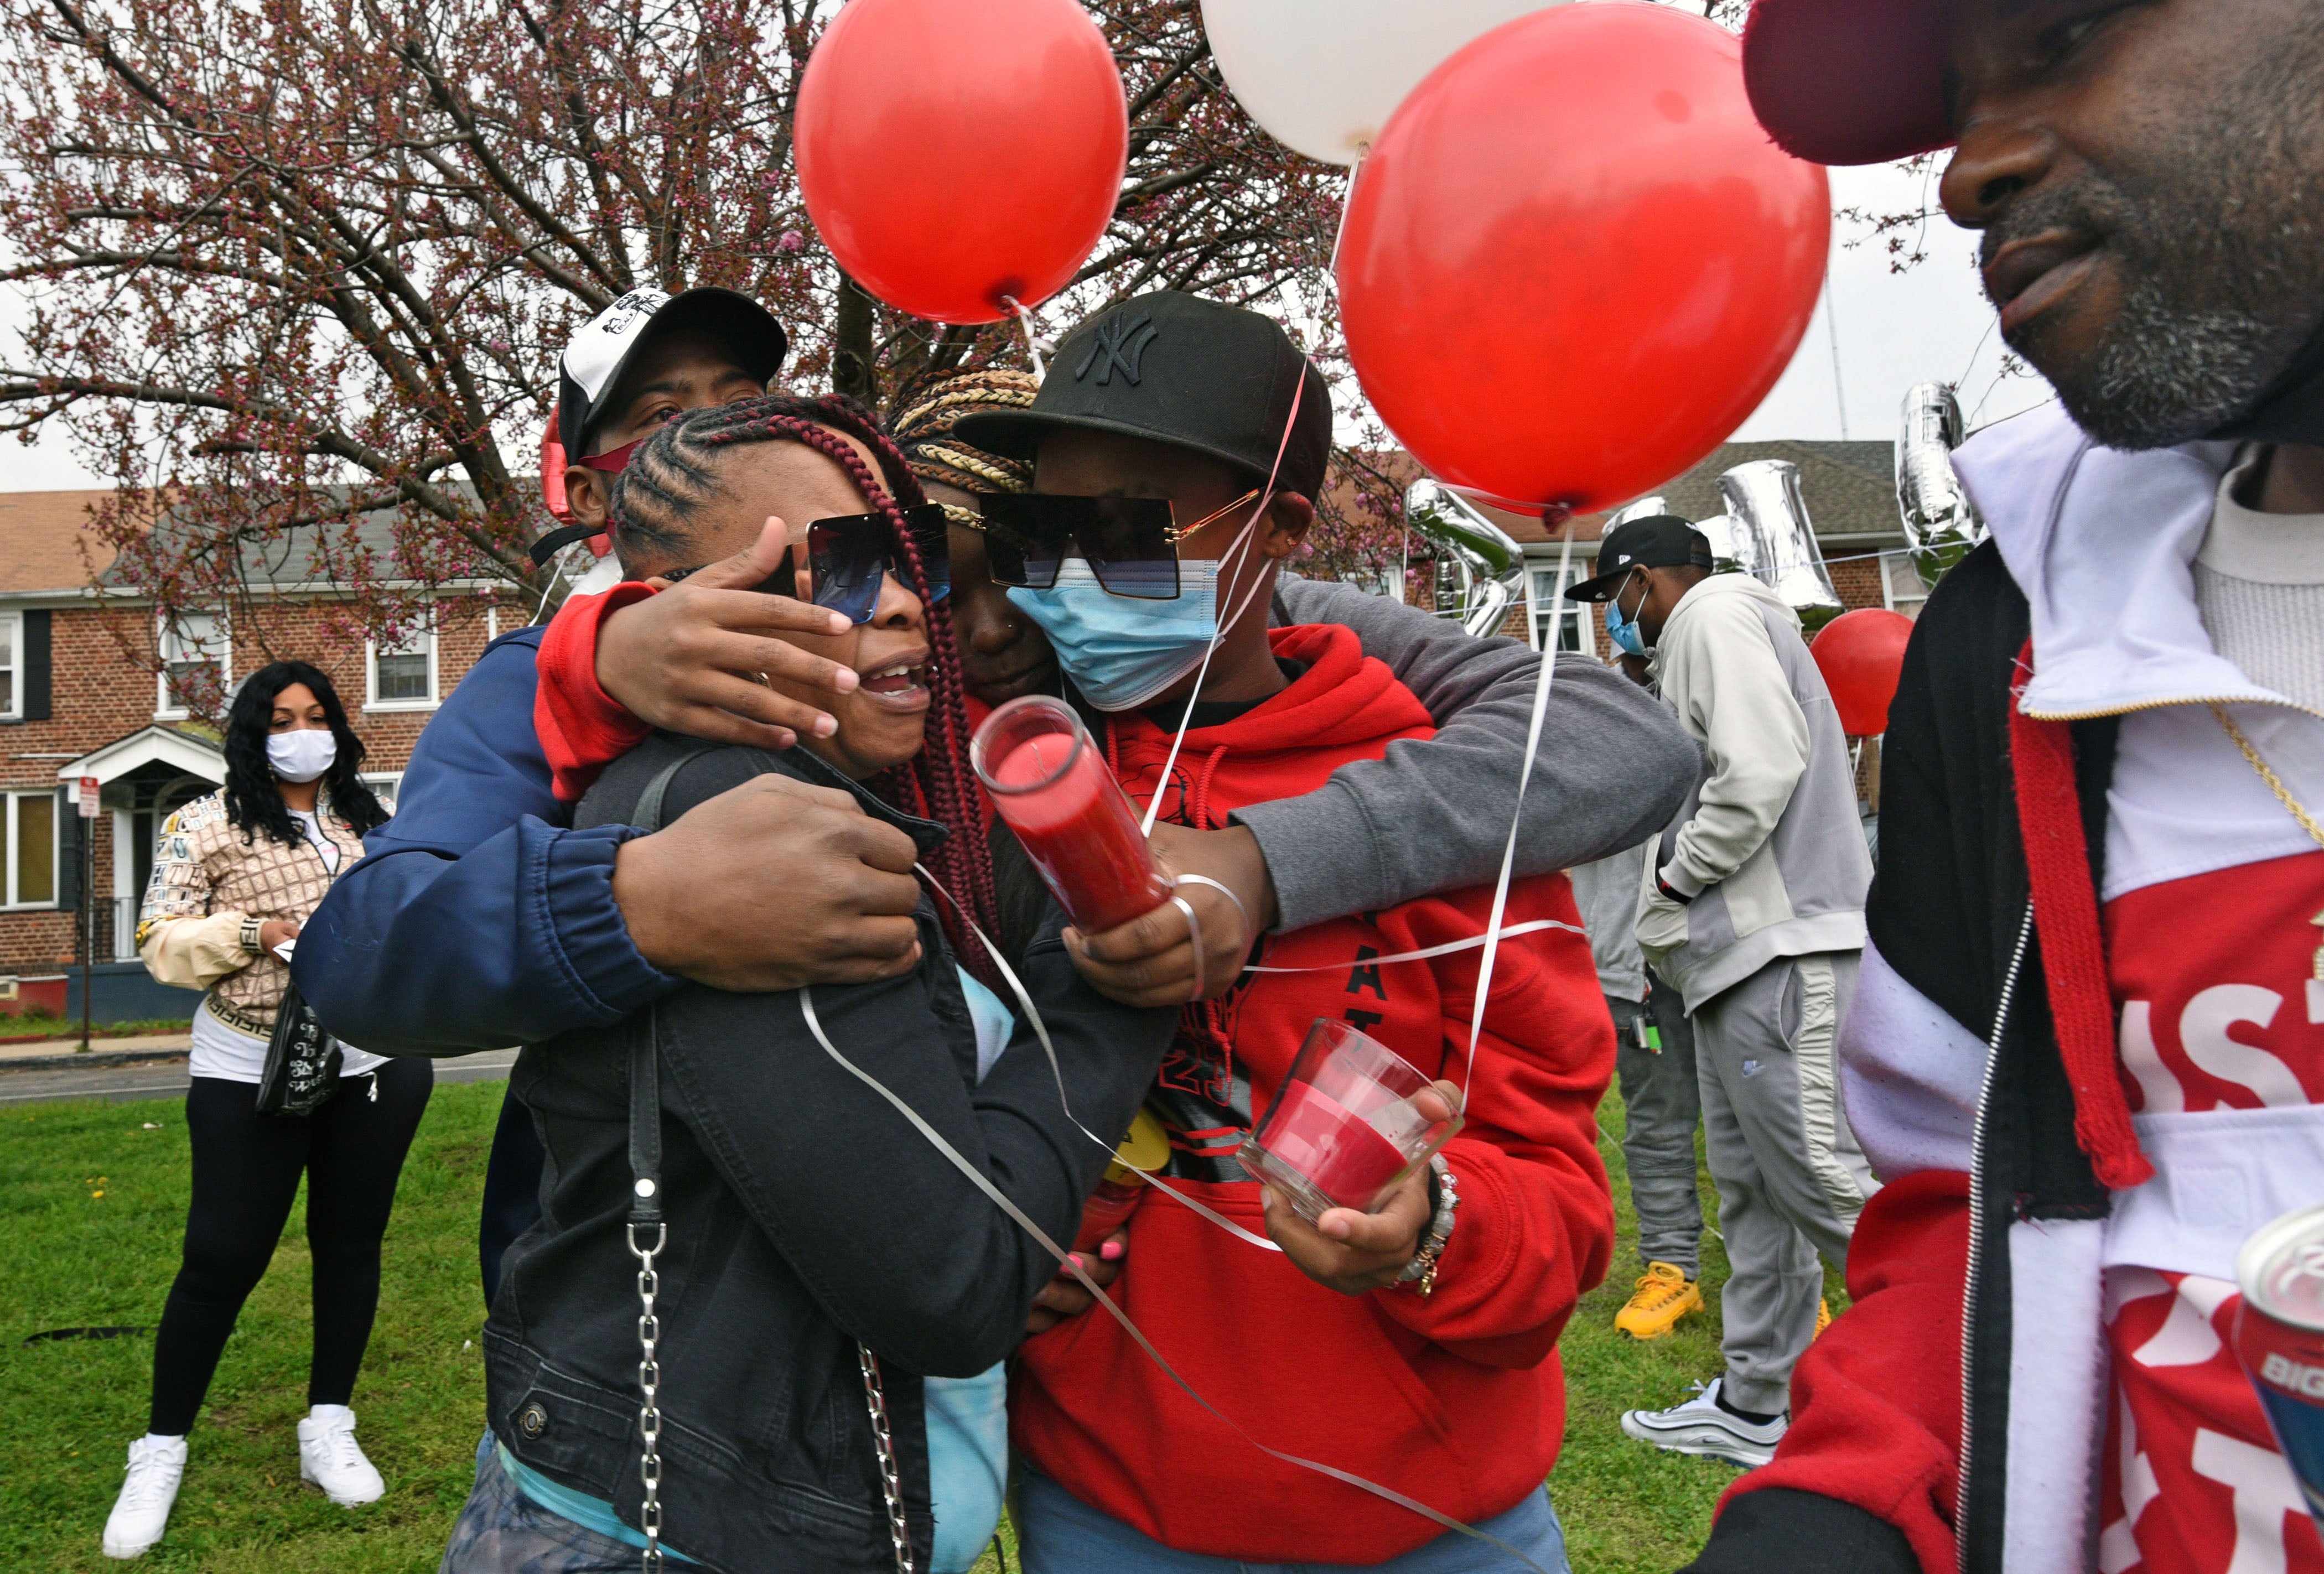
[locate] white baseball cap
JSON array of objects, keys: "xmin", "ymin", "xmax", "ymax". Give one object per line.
[{"xmin": 556, "ymin": 286, "xmax": 790, "ymax": 453}]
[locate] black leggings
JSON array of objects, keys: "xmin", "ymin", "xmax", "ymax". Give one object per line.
[{"xmin": 149, "ymin": 1061, "xmax": 433, "ymax": 1436}]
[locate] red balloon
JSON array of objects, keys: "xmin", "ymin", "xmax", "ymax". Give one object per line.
[
  {"xmin": 795, "ymin": 0, "xmax": 1127, "ymax": 325},
  {"xmin": 1337, "ymin": 3, "xmax": 1830, "ymax": 514},
  {"xmin": 1812, "ymin": 609, "xmax": 1915, "ymax": 737}
]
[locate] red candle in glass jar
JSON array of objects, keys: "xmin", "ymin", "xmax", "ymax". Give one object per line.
[
  {"xmin": 1257, "ymin": 1081, "xmax": 1411, "ymax": 1209},
  {"xmin": 973, "ymin": 695, "xmax": 1173, "ymax": 935}
]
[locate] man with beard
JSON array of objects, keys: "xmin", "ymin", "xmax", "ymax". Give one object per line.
[{"xmin": 1679, "ymin": 3, "xmax": 2324, "ymax": 1573}]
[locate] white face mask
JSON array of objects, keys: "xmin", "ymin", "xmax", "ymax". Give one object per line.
[{"xmin": 267, "ymin": 728, "xmax": 337, "ymax": 785}]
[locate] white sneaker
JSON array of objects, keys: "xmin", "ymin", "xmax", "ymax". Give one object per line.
[
  {"xmin": 102, "ymin": 1435, "xmax": 186, "ymax": 1559},
  {"xmin": 1620, "ymin": 1377, "xmax": 1788, "ymax": 1468},
  {"xmin": 297, "ymin": 1405, "xmax": 384, "ymax": 1507}
]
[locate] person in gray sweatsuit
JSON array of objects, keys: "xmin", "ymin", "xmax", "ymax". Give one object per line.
[
  {"xmin": 1566, "ymin": 516, "xmax": 1875, "ymax": 1469},
  {"xmin": 1570, "ymin": 772, "xmax": 1704, "ymax": 1336}
]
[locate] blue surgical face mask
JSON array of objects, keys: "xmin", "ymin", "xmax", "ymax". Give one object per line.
[
  {"xmin": 1605, "ymin": 575, "xmax": 1648, "ymax": 658},
  {"xmin": 1008, "ymin": 557, "xmax": 1223, "ymax": 711}
]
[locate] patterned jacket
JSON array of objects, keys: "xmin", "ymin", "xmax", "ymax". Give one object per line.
[{"xmin": 137, "ymin": 789, "xmax": 365, "ymax": 1035}]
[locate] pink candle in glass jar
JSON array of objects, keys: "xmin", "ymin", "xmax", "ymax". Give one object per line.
[{"xmin": 973, "ymin": 696, "xmax": 1172, "ymax": 935}]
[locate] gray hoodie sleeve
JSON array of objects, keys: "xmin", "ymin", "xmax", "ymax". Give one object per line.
[{"xmin": 1246, "ymin": 575, "xmax": 1700, "ymax": 931}]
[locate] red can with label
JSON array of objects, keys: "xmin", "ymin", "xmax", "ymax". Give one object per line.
[{"xmin": 2232, "ymin": 1201, "xmax": 2324, "ymax": 1534}]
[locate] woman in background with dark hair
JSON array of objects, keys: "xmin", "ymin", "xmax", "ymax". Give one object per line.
[{"xmin": 103, "ymin": 660, "xmax": 431, "ymax": 1562}]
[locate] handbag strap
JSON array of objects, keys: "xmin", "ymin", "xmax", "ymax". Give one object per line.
[
  {"xmin": 623, "ymin": 744, "xmax": 716, "ymax": 1574},
  {"xmin": 618, "ymin": 742, "xmax": 916, "ymax": 1574}
]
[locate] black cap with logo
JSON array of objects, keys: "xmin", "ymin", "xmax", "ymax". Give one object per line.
[
  {"xmin": 1564, "ymin": 516, "xmax": 1716, "ymax": 602},
  {"xmin": 954, "ymin": 291, "xmax": 1334, "ymax": 500}
]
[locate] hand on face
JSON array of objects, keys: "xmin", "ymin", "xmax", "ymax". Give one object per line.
[
  {"xmin": 597, "ymin": 516, "xmax": 859, "ymax": 750},
  {"xmin": 628, "ymin": 435, "xmax": 936, "ymax": 782}
]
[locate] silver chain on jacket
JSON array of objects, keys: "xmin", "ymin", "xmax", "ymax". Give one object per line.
[
  {"xmin": 858, "ymin": 1343, "xmax": 916, "ymax": 1574},
  {"xmin": 629, "ymin": 1209, "xmax": 668, "ymax": 1574}
]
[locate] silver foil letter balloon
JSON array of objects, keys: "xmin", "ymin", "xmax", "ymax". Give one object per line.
[
  {"xmin": 1895, "ymin": 381, "xmax": 1986, "ymax": 583},
  {"xmin": 1716, "ymin": 459, "xmax": 1844, "ymax": 630}
]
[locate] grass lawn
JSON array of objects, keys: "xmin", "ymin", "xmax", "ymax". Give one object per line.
[{"xmin": 0, "ymin": 1078, "xmax": 1841, "ymax": 1572}]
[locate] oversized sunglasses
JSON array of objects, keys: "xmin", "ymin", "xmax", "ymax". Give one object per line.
[
  {"xmin": 664, "ymin": 503, "xmax": 950, "ymax": 624},
  {"xmin": 974, "ymin": 489, "xmax": 1260, "ymax": 600}
]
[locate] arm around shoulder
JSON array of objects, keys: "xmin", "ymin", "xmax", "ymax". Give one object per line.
[
  {"xmin": 1251, "ymin": 577, "xmax": 1695, "ymax": 927},
  {"xmin": 297, "ymin": 631, "xmax": 678, "ymax": 1054}
]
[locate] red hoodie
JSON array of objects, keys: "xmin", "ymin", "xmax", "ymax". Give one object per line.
[{"xmin": 1010, "ymin": 622, "xmax": 1615, "ymax": 1563}]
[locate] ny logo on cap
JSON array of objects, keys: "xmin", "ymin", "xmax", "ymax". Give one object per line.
[{"xmin": 1076, "ymin": 312, "xmax": 1158, "ymax": 387}]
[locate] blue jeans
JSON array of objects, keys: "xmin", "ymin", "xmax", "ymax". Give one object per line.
[
  {"xmin": 440, "ymin": 1432, "xmax": 685, "ymax": 1573},
  {"xmin": 1016, "ymin": 1471, "xmax": 1571, "ymax": 1574}
]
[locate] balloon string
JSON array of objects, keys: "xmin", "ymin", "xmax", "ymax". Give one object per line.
[
  {"xmin": 796, "ymin": 986, "xmax": 1558, "ymax": 1574},
  {"xmin": 1139, "ymin": 369, "xmax": 1307, "ymax": 838},
  {"xmin": 1329, "ymin": 141, "xmax": 1368, "ymax": 276},
  {"xmin": 1000, "ymin": 295, "xmax": 1047, "ymax": 380},
  {"xmin": 1241, "ymin": 917, "xmax": 1582, "ymax": 974},
  {"xmin": 1455, "ymin": 515, "xmax": 1574, "ymax": 1111},
  {"xmin": 916, "ymin": 862, "xmax": 1280, "ymax": 1253}
]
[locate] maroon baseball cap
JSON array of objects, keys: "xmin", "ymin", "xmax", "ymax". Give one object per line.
[{"xmin": 1742, "ymin": 0, "xmax": 1954, "ymax": 167}]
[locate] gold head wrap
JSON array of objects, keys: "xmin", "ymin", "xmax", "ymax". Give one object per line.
[{"xmin": 888, "ymin": 370, "xmax": 1039, "ymax": 520}]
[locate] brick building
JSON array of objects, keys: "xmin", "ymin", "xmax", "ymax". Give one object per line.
[{"xmin": 0, "ymin": 490, "xmax": 507, "ymax": 1018}]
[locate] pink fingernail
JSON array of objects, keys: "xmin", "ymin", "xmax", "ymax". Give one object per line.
[
  {"xmin": 1065, "ymin": 1253, "xmax": 1085, "ymax": 1273},
  {"xmin": 1099, "ymin": 1240, "xmax": 1125, "ymax": 1261}
]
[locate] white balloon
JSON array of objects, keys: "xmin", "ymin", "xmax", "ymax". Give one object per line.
[{"xmin": 1199, "ymin": 0, "xmax": 1566, "ymax": 167}]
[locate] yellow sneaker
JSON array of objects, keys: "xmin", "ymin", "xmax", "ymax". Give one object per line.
[
  {"xmin": 1615, "ymin": 1261, "xmax": 1703, "ymax": 1340},
  {"xmin": 1816, "ymin": 1298, "xmax": 1833, "ymax": 1338}
]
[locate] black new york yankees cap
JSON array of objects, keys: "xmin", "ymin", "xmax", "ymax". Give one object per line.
[
  {"xmin": 1565, "ymin": 516, "xmax": 1715, "ymax": 602},
  {"xmin": 955, "ymin": 290, "xmax": 1333, "ymax": 499}
]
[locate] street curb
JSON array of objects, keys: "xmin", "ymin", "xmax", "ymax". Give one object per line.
[{"xmin": 0, "ymin": 1049, "xmax": 190, "ymax": 1073}]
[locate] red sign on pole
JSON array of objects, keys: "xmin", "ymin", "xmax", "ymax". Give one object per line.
[{"xmin": 76, "ymin": 776, "xmax": 100, "ymax": 818}]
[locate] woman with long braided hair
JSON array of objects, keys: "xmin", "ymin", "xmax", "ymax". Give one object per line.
[
  {"xmin": 442, "ymin": 392, "xmax": 1174, "ymax": 1574},
  {"xmin": 607, "ymin": 392, "xmax": 1003, "ymax": 976}
]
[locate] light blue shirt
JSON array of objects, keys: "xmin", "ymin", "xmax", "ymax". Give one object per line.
[
  {"xmin": 497, "ymin": 1441, "xmax": 699, "ymax": 1563},
  {"xmin": 924, "ymin": 965, "xmax": 1015, "ymax": 1571}
]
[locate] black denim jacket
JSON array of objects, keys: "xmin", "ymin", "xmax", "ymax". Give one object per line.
[{"xmin": 485, "ymin": 733, "xmax": 1173, "ymax": 1573}]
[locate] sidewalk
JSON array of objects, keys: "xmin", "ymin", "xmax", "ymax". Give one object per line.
[
  {"xmin": 0, "ymin": 1031, "xmax": 191, "ymax": 1066},
  {"xmin": 0, "ymin": 1046, "xmax": 520, "ymax": 1106}
]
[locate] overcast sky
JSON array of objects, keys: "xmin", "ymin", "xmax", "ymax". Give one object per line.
[
  {"xmin": 1735, "ymin": 159, "xmax": 2055, "ymax": 445},
  {"xmin": 0, "ymin": 156, "xmax": 2052, "ymax": 495}
]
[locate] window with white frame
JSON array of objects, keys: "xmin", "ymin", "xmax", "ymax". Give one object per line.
[
  {"xmin": 0, "ymin": 788, "xmax": 58, "ymax": 907},
  {"xmin": 158, "ymin": 610, "xmax": 229, "ymax": 716},
  {"xmin": 1529, "ymin": 560, "xmax": 1595, "ymax": 654},
  {"xmin": 1881, "ymin": 552, "xmax": 1933, "ymax": 619},
  {"xmin": 359, "ymin": 771, "xmax": 403, "ymax": 812},
  {"xmin": 0, "ymin": 610, "xmax": 18, "ymax": 721},
  {"xmin": 368, "ymin": 620, "xmax": 437, "ymax": 708}
]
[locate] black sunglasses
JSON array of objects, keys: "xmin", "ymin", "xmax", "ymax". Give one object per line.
[
  {"xmin": 975, "ymin": 489, "xmax": 1260, "ymax": 600},
  {"xmin": 664, "ymin": 503, "xmax": 950, "ymax": 624}
]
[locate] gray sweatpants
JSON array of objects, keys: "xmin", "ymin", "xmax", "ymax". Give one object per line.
[
  {"xmin": 1606, "ymin": 968, "xmax": 1702, "ymax": 1279},
  {"xmin": 1692, "ymin": 950, "xmax": 1875, "ymax": 1416}
]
